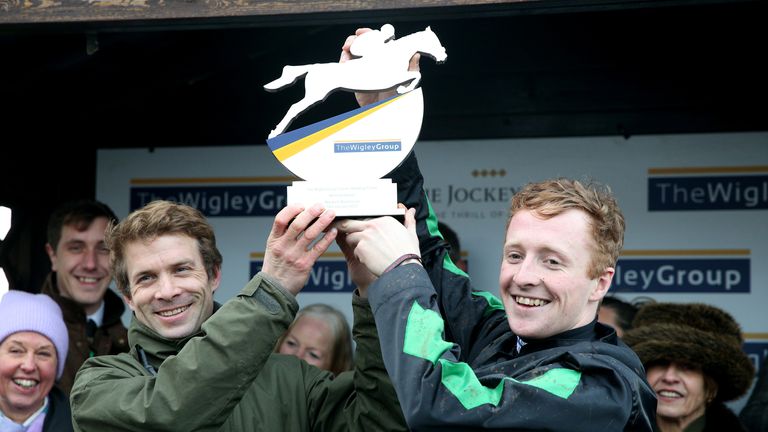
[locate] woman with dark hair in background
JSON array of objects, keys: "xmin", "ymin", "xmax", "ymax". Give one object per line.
[{"xmin": 624, "ymin": 303, "xmax": 754, "ymax": 432}]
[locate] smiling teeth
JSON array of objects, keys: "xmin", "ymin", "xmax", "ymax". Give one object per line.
[
  {"xmin": 13, "ymin": 379, "xmax": 37, "ymax": 388},
  {"xmin": 658, "ymin": 390, "xmax": 682, "ymax": 398},
  {"xmin": 514, "ymin": 296, "xmax": 549, "ymax": 306},
  {"xmin": 78, "ymin": 277, "xmax": 98, "ymax": 283},
  {"xmin": 158, "ymin": 306, "xmax": 189, "ymax": 317}
]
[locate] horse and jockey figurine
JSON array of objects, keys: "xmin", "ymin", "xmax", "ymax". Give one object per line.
[{"xmin": 264, "ymin": 24, "xmax": 447, "ymax": 139}]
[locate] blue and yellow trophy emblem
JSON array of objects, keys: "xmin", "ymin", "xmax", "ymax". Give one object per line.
[{"xmin": 265, "ymin": 24, "xmax": 447, "ymax": 216}]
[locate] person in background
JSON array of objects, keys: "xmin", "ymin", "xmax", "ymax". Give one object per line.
[
  {"xmin": 0, "ymin": 291, "xmax": 73, "ymax": 432},
  {"xmin": 69, "ymin": 200, "xmax": 405, "ymax": 432},
  {"xmin": 437, "ymin": 222, "xmax": 468, "ymax": 273},
  {"xmin": 276, "ymin": 303, "xmax": 353, "ymax": 376},
  {"xmin": 41, "ymin": 199, "xmax": 128, "ymax": 395},
  {"xmin": 597, "ymin": 295, "xmax": 638, "ymax": 338},
  {"xmin": 624, "ymin": 302, "xmax": 755, "ymax": 432}
]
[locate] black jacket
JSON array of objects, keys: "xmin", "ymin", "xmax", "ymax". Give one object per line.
[
  {"xmin": 368, "ymin": 152, "xmax": 657, "ymax": 431},
  {"xmin": 41, "ymin": 273, "xmax": 129, "ymax": 395},
  {"xmin": 43, "ymin": 386, "xmax": 73, "ymax": 432}
]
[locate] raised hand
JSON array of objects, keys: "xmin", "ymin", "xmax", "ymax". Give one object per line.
[
  {"xmin": 261, "ymin": 203, "xmax": 337, "ymax": 296},
  {"xmin": 335, "ymin": 206, "xmax": 420, "ymax": 277},
  {"xmin": 336, "ymin": 231, "xmax": 377, "ymax": 298},
  {"xmin": 340, "ymin": 27, "xmax": 421, "ymax": 107}
]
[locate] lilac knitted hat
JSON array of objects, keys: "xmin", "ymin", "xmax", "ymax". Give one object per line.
[{"xmin": 0, "ymin": 291, "xmax": 69, "ymax": 380}]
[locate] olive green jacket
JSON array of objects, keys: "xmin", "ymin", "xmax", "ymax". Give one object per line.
[{"xmin": 70, "ymin": 272, "xmax": 405, "ymax": 432}]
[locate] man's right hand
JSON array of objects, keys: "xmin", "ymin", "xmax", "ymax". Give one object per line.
[
  {"xmin": 335, "ymin": 206, "xmax": 420, "ymax": 277},
  {"xmin": 340, "ymin": 27, "xmax": 421, "ymax": 108},
  {"xmin": 261, "ymin": 203, "xmax": 337, "ymax": 296}
]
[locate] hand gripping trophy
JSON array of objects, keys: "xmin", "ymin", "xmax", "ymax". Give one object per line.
[{"xmin": 264, "ymin": 24, "xmax": 447, "ymax": 216}]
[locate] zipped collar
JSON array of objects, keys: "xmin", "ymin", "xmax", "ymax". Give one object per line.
[{"xmin": 128, "ymin": 302, "xmax": 222, "ymax": 372}]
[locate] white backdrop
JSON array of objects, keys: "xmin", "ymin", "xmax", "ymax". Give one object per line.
[{"xmin": 98, "ymin": 132, "xmax": 767, "ymax": 399}]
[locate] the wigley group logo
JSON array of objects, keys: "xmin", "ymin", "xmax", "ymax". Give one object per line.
[
  {"xmin": 648, "ymin": 165, "xmax": 768, "ymax": 211},
  {"xmin": 613, "ymin": 249, "xmax": 750, "ymax": 293},
  {"xmin": 334, "ymin": 140, "xmax": 402, "ymax": 153},
  {"xmin": 130, "ymin": 176, "xmax": 295, "ymax": 217},
  {"xmin": 265, "ymin": 90, "xmax": 422, "ymax": 183}
]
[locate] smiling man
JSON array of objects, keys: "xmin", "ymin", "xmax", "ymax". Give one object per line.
[
  {"xmin": 41, "ymin": 200, "xmax": 128, "ymax": 395},
  {"xmin": 69, "ymin": 200, "xmax": 405, "ymax": 432},
  {"xmin": 335, "ymin": 152, "xmax": 657, "ymax": 431}
]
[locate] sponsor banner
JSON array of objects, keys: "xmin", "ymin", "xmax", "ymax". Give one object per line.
[
  {"xmin": 613, "ymin": 250, "xmax": 750, "ymax": 293},
  {"xmin": 129, "ymin": 178, "xmax": 292, "ymax": 217},
  {"xmin": 744, "ymin": 336, "xmax": 768, "ymax": 372},
  {"xmin": 250, "ymin": 253, "xmax": 354, "ymax": 293},
  {"xmin": 97, "ymin": 133, "xmax": 768, "ymax": 334},
  {"xmin": 648, "ymin": 166, "xmax": 768, "ymax": 211}
]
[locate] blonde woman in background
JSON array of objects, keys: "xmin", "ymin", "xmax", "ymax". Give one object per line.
[{"xmin": 277, "ymin": 304, "xmax": 353, "ymax": 376}]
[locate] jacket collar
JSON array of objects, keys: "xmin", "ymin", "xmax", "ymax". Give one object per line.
[
  {"xmin": 127, "ymin": 302, "xmax": 222, "ymax": 368},
  {"xmin": 41, "ymin": 272, "xmax": 126, "ymax": 327},
  {"xmin": 518, "ymin": 319, "xmax": 606, "ymax": 356}
]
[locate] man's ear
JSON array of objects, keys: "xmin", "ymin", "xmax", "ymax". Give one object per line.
[
  {"xmin": 590, "ymin": 267, "xmax": 614, "ymax": 302},
  {"xmin": 45, "ymin": 243, "xmax": 58, "ymax": 270},
  {"xmin": 210, "ymin": 266, "xmax": 222, "ymax": 293},
  {"xmin": 123, "ymin": 294, "xmax": 135, "ymax": 312}
]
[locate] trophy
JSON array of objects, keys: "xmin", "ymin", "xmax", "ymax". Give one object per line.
[{"xmin": 264, "ymin": 24, "xmax": 446, "ymax": 217}]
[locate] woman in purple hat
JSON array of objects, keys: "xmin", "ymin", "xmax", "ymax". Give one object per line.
[{"xmin": 0, "ymin": 291, "xmax": 73, "ymax": 432}]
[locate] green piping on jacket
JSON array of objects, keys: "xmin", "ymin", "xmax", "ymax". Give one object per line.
[{"xmin": 403, "ymin": 301, "xmax": 581, "ymax": 410}]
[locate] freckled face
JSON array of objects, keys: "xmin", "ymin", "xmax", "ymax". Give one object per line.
[
  {"xmin": 499, "ymin": 209, "xmax": 613, "ymax": 339},
  {"xmin": 123, "ymin": 234, "xmax": 220, "ymax": 339}
]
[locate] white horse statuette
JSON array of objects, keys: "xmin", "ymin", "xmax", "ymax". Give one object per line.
[{"xmin": 264, "ymin": 24, "xmax": 447, "ymax": 139}]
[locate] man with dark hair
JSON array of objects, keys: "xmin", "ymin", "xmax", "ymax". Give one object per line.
[
  {"xmin": 598, "ymin": 295, "xmax": 639, "ymax": 338},
  {"xmin": 41, "ymin": 199, "xmax": 128, "ymax": 394},
  {"xmin": 437, "ymin": 221, "xmax": 467, "ymax": 273}
]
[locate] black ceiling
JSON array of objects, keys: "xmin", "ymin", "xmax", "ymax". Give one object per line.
[{"xmin": 2, "ymin": 1, "xmax": 766, "ymax": 149}]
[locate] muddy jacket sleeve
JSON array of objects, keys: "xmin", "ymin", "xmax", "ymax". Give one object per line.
[
  {"xmin": 368, "ymin": 264, "xmax": 652, "ymax": 431},
  {"xmin": 389, "ymin": 151, "xmax": 507, "ymax": 359}
]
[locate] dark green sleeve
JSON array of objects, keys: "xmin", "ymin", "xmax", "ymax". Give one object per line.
[
  {"xmin": 391, "ymin": 151, "xmax": 507, "ymax": 358},
  {"xmin": 71, "ymin": 273, "xmax": 297, "ymax": 432},
  {"xmin": 305, "ymin": 292, "xmax": 407, "ymax": 432}
]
